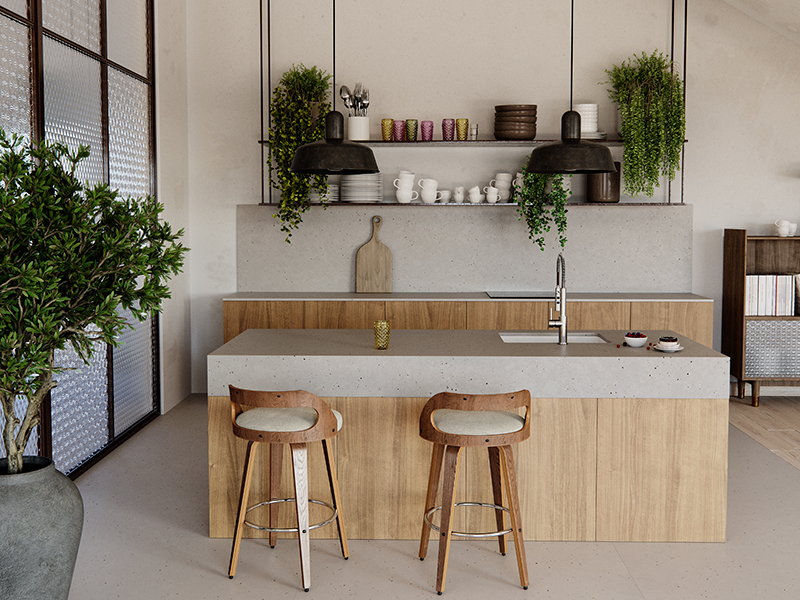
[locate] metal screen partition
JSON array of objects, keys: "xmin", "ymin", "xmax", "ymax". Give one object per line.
[{"xmin": 0, "ymin": 0, "xmax": 158, "ymax": 477}]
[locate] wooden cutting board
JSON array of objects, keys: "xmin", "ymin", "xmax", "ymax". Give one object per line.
[{"xmin": 356, "ymin": 215, "xmax": 392, "ymax": 293}]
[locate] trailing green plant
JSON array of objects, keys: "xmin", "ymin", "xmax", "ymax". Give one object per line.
[
  {"xmin": 514, "ymin": 168, "xmax": 570, "ymax": 251},
  {"xmin": 0, "ymin": 130, "xmax": 187, "ymax": 474},
  {"xmin": 268, "ymin": 64, "xmax": 332, "ymax": 241},
  {"xmin": 603, "ymin": 50, "xmax": 685, "ymax": 197}
]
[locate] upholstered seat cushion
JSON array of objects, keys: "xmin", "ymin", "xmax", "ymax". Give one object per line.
[
  {"xmin": 236, "ymin": 407, "xmax": 343, "ymax": 432},
  {"xmin": 433, "ymin": 409, "xmax": 525, "ymax": 436}
]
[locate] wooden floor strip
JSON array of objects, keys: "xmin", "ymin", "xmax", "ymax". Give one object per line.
[{"xmin": 730, "ymin": 396, "xmax": 800, "ymax": 470}]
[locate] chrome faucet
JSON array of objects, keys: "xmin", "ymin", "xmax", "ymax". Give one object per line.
[{"xmin": 548, "ymin": 253, "xmax": 567, "ymax": 344}]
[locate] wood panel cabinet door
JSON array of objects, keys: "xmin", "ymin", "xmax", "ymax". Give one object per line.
[
  {"xmin": 303, "ymin": 301, "xmax": 385, "ymax": 329},
  {"xmin": 567, "ymin": 302, "xmax": 629, "ymax": 331},
  {"xmin": 630, "ymin": 301, "xmax": 713, "ymax": 347},
  {"xmin": 223, "ymin": 301, "xmax": 306, "ymax": 342},
  {"xmin": 596, "ymin": 397, "xmax": 728, "ymax": 542},
  {"xmin": 466, "ymin": 301, "xmax": 549, "ymax": 330},
  {"xmin": 385, "ymin": 301, "xmax": 467, "ymax": 329}
]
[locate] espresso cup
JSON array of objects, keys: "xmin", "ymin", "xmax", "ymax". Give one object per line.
[
  {"xmin": 439, "ymin": 190, "xmax": 452, "ymax": 203},
  {"xmin": 484, "ymin": 186, "xmax": 500, "ymax": 203},
  {"xmin": 418, "ymin": 178, "xmax": 438, "ymax": 189},
  {"xmin": 421, "ymin": 189, "xmax": 443, "ymax": 204},
  {"xmin": 468, "ymin": 193, "xmax": 485, "ymax": 204},
  {"xmin": 396, "ymin": 189, "xmax": 418, "ymax": 204},
  {"xmin": 468, "ymin": 185, "xmax": 481, "ymax": 196},
  {"xmin": 453, "ymin": 187, "xmax": 465, "ymax": 202}
]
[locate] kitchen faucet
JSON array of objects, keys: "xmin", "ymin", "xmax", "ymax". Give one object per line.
[{"xmin": 548, "ymin": 253, "xmax": 567, "ymax": 344}]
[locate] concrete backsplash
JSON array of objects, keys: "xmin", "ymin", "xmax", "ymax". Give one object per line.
[{"xmin": 238, "ymin": 203, "xmax": 692, "ymax": 294}]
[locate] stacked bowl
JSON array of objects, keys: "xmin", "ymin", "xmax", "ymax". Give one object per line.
[{"xmin": 494, "ymin": 104, "xmax": 537, "ymax": 140}]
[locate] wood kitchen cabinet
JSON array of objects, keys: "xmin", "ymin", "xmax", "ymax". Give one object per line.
[
  {"xmin": 630, "ymin": 301, "xmax": 713, "ymax": 348},
  {"xmin": 466, "ymin": 301, "xmax": 550, "ymax": 330},
  {"xmin": 722, "ymin": 229, "xmax": 800, "ymax": 406},
  {"xmin": 385, "ymin": 301, "xmax": 466, "ymax": 329}
]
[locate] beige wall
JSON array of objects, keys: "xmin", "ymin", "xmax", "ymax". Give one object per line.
[{"xmin": 156, "ymin": 0, "xmax": 800, "ymax": 395}]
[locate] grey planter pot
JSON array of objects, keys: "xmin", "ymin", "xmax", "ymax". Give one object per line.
[{"xmin": 0, "ymin": 456, "xmax": 84, "ymax": 600}]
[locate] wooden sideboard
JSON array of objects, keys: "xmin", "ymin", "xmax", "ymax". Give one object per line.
[{"xmin": 222, "ymin": 294, "xmax": 713, "ymax": 347}]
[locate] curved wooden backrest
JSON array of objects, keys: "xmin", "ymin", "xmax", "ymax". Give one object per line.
[
  {"xmin": 229, "ymin": 385, "xmax": 339, "ymax": 444},
  {"xmin": 419, "ymin": 390, "xmax": 531, "ymax": 447}
]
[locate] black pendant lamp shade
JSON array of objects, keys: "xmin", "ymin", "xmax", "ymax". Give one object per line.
[
  {"xmin": 526, "ymin": 111, "xmax": 616, "ymax": 174},
  {"xmin": 290, "ymin": 110, "xmax": 379, "ymax": 175}
]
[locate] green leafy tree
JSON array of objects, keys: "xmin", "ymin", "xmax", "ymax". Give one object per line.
[
  {"xmin": 0, "ymin": 130, "xmax": 187, "ymax": 474},
  {"xmin": 514, "ymin": 168, "xmax": 570, "ymax": 251},
  {"xmin": 604, "ymin": 50, "xmax": 685, "ymax": 197},
  {"xmin": 268, "ymin": 64, "xmax": 332, "ymax": 241}
]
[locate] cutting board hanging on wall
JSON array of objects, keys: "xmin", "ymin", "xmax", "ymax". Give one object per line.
[{"xmin": 356, "ymin": 215, "xmax": 392, "ymax": 293}]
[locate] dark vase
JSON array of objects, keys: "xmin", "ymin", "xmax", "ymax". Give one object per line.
[
  {"xmin": 587, "ymin": 161, "xmax": 621, "ymax": 203},
  {"xmin": 0, "ymin": 456, "xmax": 84, "ymax": 600}
]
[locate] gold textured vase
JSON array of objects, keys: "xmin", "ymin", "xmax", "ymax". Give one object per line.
[{"xmin": 374, "ymin": 320, "xmax": 390, "ymax": 350}]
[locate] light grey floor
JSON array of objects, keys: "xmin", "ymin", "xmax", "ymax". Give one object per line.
[{"xmin": 70, "ymin": 394, "xmax": 800, "ymax": 599}]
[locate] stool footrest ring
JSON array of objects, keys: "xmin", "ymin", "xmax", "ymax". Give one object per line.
[
  {"xmin": 424, "ymin": 502, "xmax": 512, "ymax": 538},
  {"xmin": 244, "ymin": 498, "xmax": 337, "ymax": 533}
]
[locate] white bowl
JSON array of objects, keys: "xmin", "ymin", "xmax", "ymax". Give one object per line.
[{"xmin": 624, "ymin": 334, "xmax": 648, "ymax": 347}]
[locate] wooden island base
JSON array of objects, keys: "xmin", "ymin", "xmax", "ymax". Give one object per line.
[{"xmin": 209, "ymin": 394, "xmax": 728, "ymax": 543}]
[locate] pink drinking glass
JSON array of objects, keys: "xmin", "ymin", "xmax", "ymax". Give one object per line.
[
  {"xmin": 393, "ymin": 120, "xmax": 406, "ymax": 141},
  {"xmin": 442, "ymin": 118, "xmax": 455, "ymax": 141},
  {"xmin": 421, "ymin": 120, "xmax": 434, "ymax": 141}
]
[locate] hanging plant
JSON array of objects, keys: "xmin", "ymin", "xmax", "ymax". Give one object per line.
[
  {"xmin": 603, "ymin": 50, "xmax": 685, "ymax": 197},
  {"xmin": 268, "ymin": 64, "xmax": 332, "ymax": 241},
  {"xmin": 514, "ymin": 166, "xmax": 570, "ymax": 251}
]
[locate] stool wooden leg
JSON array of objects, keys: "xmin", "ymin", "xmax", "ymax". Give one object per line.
[
  {"xmin": 499, "ymin": 445, "xmax": 529, "ymax": 590},
  {"xmin": 229, "ymin": 440, "xmax": 256, "ymax": 578},
  {"xmin": 436, "ymin": 445, "xmax": 462, "ymax": 595},
  {"xmin": 419, "ymin": 443, "xmax": 445, "ymax": 560},
  {"xmin": 290, "ymin": 444, "xmax": 311, "ymax": 591},
  {"xmin": 268, "ymin": 443, "xmax": 283, "ymax": 548},
  {"xmin": 488, "ymin": 446, "xmax": 507, "ymax": 556},
  {"xmin": 322, "ymin": 438, "xmax": 349, "ymax": 559},
  {"xmin": 291, "ymin": 443, "xmax": 311, "ymax": 592}
]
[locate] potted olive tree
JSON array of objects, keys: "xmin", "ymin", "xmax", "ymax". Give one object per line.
[
  {"xmin": 268, "ymin": 64, "xmax": 332, "ymax": 241},
  {"xmin": 514, "ymin": 168, "xmax": 571, "ymax": 251},
  {"xmin": 0, "ymin": 130, "xmax": 186, "ymax": 599},
  {"xmin": 604, "ymin": 50, "xmax": 686, "ymax": 197}
]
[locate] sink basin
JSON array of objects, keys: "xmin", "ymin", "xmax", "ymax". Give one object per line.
[{"xmin": 499, "ymin": 332, "xmax": 609, "ymax": 344}]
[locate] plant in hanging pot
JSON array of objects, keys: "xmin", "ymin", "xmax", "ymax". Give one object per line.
[
  {"xmin": 603, "ymin": 50, "xmax": 686, "ymax": 197},
  {"xmin": 267, "ymin": 63, "xmax": 332, "ymax": 241},
  {"xmin": 0, "ymin": 130, "xmax": 186, "ymax": 599},
  {"xmin": 514, "ymin": 166, "xmax": 571, "ymax": 251}
]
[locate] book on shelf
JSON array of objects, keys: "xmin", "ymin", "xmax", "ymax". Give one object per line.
[{"xmin": 745, "ymin": 274, "xmax": 798, "ymax": 316}]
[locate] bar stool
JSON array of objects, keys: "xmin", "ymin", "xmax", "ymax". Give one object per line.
[
  {"xmin": 418, "ymin": 390, "xmax": 531, "ymax": 594},
  {"xmin": 227, "ymin": 385, "xmax": 348, "ymax": 592}
]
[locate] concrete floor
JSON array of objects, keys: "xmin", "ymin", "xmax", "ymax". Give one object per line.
[{"xmin": 69, "ymin": 394, "xmax": 800, "ymax": 599}]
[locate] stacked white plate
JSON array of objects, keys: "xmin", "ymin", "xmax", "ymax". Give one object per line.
[
  {"xmin": 309, "ymin": 181, "xmax": 339, "ymax": 203},
  {"xmin": 339, "ymin": 173, "xmax": 383, "ymax": 203}
]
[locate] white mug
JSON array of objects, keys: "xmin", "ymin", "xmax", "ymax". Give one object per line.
[
  {"xmin": 491, "ymin": 179, "xmax": 512, "ymax": 189},
  {"xmin": 484, "ymin": 187, "xmax": 500, "ymax": 203},
  {"xmin": 468, "ymin": 185, "xmax": 481, "ymax": 196},
  {"xmin": 396, "ymin": 189, "xmax": 418, "ymax": 204},
  {"xmin": 453, "ymin": 187, "xmax": 466, "ymax": 202},
  {"xmin": 468, "ymin": 193, "xmax": 485, "ymax": 204},
  {"xmin": 776, "ymin": 219, "xmax": 791, "ymax": 236},
  {"xmin": 393, "ymin": 178, "xmax": 414, "ymax": 190},
  {"xmin": 418, "ymin": 178, "xmax": 438, "ymax": 189},
  {"xmin": 421, "ymin": 190, "xmax": 443, "ymax": 204},
  {"xmin": 439, "ymin": 190, "xmax": 452, "ymax": 203},
  {"xmin": 790, "ymin": 223, "xmax": 798, "ymax": 236}
]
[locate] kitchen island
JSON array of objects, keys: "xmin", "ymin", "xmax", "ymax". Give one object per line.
[{"xmin": 208, "ymin": 328, "xmax": 729, "ymax": 543}]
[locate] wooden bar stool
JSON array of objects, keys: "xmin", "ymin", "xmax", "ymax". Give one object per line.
[
  {"xmin": 227, "ymin": 385, "xmax": 348, "ymax": 592},
  {"xmin": 418, "ymin": 390, "xmax": 531, "ymax": 594}
]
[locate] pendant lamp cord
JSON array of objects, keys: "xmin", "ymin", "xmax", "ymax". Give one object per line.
[{"xmin": 569, "ymin": 0, "xmax": 574, "ymax": 110}]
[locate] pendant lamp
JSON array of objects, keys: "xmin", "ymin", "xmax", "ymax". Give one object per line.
[
  {"xmin": 526, "ymin": 0, "xmax": 615, "ymax": 174},
  {"xmin": 291, "ymin": 110, "xmax": 379, "ymax": 175}
]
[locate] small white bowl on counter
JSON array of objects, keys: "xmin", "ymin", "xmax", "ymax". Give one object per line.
[{"xmin": 624, "ymin": 333, "xmax": 648, "ymax": 347}]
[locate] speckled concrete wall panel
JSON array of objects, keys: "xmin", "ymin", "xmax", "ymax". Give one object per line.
[{"xmin": 237, "ymin": 204, "xmax": 692, "ymax": 293}]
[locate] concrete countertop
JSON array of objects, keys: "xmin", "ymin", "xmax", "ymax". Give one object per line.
[
  {"xmin": 223, "ymin": 291, "xmax": 712, "ymax": 302},
  {"xmin": 207, "ymin": 328, "xmax": 729, "ymax": 400}
]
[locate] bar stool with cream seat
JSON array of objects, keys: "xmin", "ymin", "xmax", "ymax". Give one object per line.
[
  {"xmin": 418, "ymin": 390, "xmax": 531, "ymax": 594},
  {"xmin": 227, "ymin": 385, "xmax": 348, "ymax": 592}
]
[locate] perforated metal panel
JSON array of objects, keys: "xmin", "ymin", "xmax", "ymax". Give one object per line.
[
  {"xmin": 745, "ymin": 320, "xmax": 800, "ymax": 378},
  {"xmin": 43, "ymin": 34, "xmax": 103, "ymax": 185},
  {"xmin": 109, "ymin": 67, "xmax": 151, "ymax": 197},
  {"xmin": 106, "ymin": 0, "xmax": 148, "ymax": 77},
  {"xmin": 113, "ymin": 310, "xmax": 154, "ymax": 434},
  {"xmin": 50, "ymin": 342, "xmax": 109, "ymax": 474},
  {"xmin": 0, "ymin": 14, "xmax": 33, "ymax": 139},
  {"xmin": 42, "ymin": 0, "xmax": 100, "ymax": 53}
]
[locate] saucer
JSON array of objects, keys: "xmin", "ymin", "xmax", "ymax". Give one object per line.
[{"xmin": 655, "ymin": 344, "xmax": 684, "ymax": 353}]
